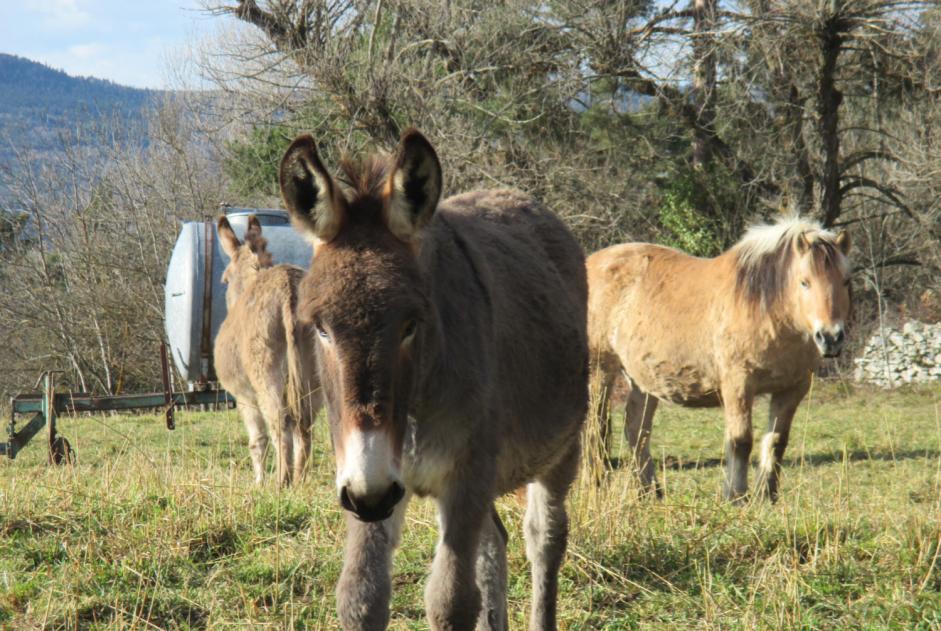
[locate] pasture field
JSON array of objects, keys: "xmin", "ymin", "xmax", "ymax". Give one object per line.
[{"xmin": 1, "ymin": 381, "xmax": 940, "ymax": 629}]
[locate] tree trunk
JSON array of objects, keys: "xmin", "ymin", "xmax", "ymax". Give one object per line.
[
  {"xmin": 692, "ymin": 0, "xmax": 717, "ymax": 173},
  {"xmin": 817, "ymin": 18, "xmax": 843, "ymax": 227}
]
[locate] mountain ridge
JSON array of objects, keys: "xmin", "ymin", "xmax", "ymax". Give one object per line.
[{"xmin": 0, "ymin": 53, "xmax": 161, "ymax": 172}]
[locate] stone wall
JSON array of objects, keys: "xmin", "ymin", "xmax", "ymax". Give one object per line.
[{"xmin": 853, "ymin": 320, "xmax": 941, "ymax": 387}]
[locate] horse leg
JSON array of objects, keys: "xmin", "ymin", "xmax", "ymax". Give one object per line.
[
  {"xmin": 260, "ymin": 395, "xmax": 294, "ymax": 487},
  {"xmin": 474, "ymin": 507, "xmax": 509, "ymax": 631},
  {"xmin": 238, "ymin": 401, "xmax": 269, "ymax": 484},
  {"xmin": 623, "ymin": 384, "xmax": 661, "ymax": 498},
  {"xmin": 336, "ymin": 494, "xmax": 409, "ymax": 630},
  {"xmin": 426, "ymin": 470, "xmax": 493, "ymax": 631},
  {"xmin": 593, "ymin": 368, "xmax": 616, "ymax": 466},
  {"xmin": 525, "ymin": 440, "xmax": 579, "ymax": 631},
  {"xmin": 721, "ymin": 383, "xmax": 754, "ymax": 502},
  {"xmin": 758, "ymin": 378, "xmax": 810, "ymax": 501}
]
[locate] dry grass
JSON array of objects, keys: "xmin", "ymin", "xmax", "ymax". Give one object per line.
[{"xmin": 1, "ymin": 382, "xmax": 940, "ymax": 629}]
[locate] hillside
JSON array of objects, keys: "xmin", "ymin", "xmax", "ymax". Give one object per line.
[{"xmin": 0, "ymin": 53, "xmax": 159, "ymax": 168}]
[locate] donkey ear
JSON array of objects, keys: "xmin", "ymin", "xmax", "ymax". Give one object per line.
[
  {"xmin": 835, "ymin": 230, "xmax": 851, "ymax": 255},
  {"xmin": 279, "ymin": 135, "xmax": 343, "ymax": 243},
  {"xmin": 244, "ymin": 215, "xmax": 271, "ymax": 263},
  {"xmin": 217, "ymin": 215, "xmax": 241, "ymax": 258},
  {"xmin": 384, "ymin": 129, "xmax": 442, "ymax": 241},
  {"xmin": 796, "ymin": 231, "xmax": 811, "ymax": 254}
]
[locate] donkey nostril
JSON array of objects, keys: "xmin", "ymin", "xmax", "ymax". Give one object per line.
[
  {"xmin": 388, "ymin": 482, "xmax": 405, "ymax": 507},
  {"xmin": 339, "ymin": 486, "xmax": 357, "ymax": 513},
  {"xmin": 814, "ymin": 330, "xmax": 825, "ymax": 344}
]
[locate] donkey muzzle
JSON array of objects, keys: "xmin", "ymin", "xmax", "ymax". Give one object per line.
[{"xmin": 339, "ymin": 482, "xmax": 406, "ymax": 522}]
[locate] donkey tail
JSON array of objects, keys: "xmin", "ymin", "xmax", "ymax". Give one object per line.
[{"xmin": 283, "ymin": 298, "xmax": 305, "ymax": 424}]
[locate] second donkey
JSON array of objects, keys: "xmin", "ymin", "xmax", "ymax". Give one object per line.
[{"xmin": 214, "ymin": 215, "xmax": 321, "ymax": 486}]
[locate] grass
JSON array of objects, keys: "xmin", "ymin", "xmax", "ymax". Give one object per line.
[{"xmin": 1, "ymin": 381, "xmax": 940, "ymax": 629}]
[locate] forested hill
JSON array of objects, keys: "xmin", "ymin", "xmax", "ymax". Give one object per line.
[{"xmin": 0, "ymin": 53, "xmax": 159, "ymax": 166}]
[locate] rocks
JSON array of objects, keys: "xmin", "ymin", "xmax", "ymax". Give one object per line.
[{"xmin": 854, "ymin": 320, "xmax": 941, "ymax": 387}]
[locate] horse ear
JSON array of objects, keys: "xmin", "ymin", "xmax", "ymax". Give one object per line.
[
  {"xmin": 280, "ymin": 135, "xmax": 344, "ymax": 243},
  {"xmin": 835, "ymin": 230, "xmax": 851, "ymax": 255},
  {"xmin": 384, "ymin": 129, "xmax": 442, "ymax": 241},
  {"xmin": 796, "ymin": 231, "xmax": 811, "ymax": 254},
  {"xmin": 217, "ymin": 216, "xmax": 241, "ymax": 258}
]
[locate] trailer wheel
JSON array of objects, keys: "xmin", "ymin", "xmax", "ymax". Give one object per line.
[{"xmin": 49, "ymin": 436, "xmax": 75, "ymax": 465}]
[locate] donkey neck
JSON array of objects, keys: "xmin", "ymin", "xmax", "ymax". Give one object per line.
[{"xmin": 410, "ymin": 212, "xmax": 495, "ymax": 419}]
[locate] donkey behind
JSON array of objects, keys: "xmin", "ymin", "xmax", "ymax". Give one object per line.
[
  {"xmin": 589, "ymin": 216, "xmax": 851, "ymax": 501},
  {"xmin": 279, "ymin": 130, "xmax": 588, "ymax": 630},
  {"xmin": 214, "ymin": 215, "xmax": 321, "ymax": 486}
]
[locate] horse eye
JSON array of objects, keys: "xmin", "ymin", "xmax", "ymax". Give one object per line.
[
  {"xmin": 402, "ymin": 320, "xmax": 418, "ymax": 341},
  {"xmin": 315, "ymin": 323, "xmax": 330, "ymax": 341},
  {"xmin": 800, "ymin": 279, "xmax": 810, "ymax": 289},
  {"xmin": 843, "ymin": 278, "xmax": 851, "ymax": 287}
]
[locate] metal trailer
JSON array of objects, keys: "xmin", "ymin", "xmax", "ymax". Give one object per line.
[{"xmin": 1, "ymin": 207, "xmax": 311, "ymax": 464}]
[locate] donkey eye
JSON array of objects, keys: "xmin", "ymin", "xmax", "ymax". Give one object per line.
[
  {"xmin": 800, "ymin": 279, "xmax": 810, "ymax": 289},
  {"xmin": 315, "ymin": 323, "xmax": 330, "ymax": 341},
  {"xmin": 843, "ymin": 278, "xmax": 851, "ymax": 287},
  {"xmin": 401, "ymin": 320, "xmax": 418, "ymax": 341}
]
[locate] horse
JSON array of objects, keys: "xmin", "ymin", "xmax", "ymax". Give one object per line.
[
  {"xmin": 278, "ymin": 129, "xmax": 588, "ymax": 630},
  {"xmin": 213, "ymin": 215, "xmax": 321, "ymax": 487},
  {"xmin": 588, "ymin": 216, "xmax": 851, "ymax": 501}
]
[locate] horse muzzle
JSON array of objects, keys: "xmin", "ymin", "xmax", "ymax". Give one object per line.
[{"xmin": 814, "ymin": 327, "xmax": 845, "ymax": 358}]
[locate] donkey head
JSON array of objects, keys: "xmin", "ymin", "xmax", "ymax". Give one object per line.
[
  {"xmin": 791, "ymin": 230, "xmax": 852, "ymax": 358},
  {"xmin": 280, "ymin": 129, "xmax": 442, "ymax": 522},
  {"xmin": 218, "ymin": 215, "xmax": 273, "ymax": 308}
]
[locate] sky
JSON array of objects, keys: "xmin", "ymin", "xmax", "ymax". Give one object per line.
[{"xmin": 0, "ymin": 0, "xmax": 222, "ymax": 89}]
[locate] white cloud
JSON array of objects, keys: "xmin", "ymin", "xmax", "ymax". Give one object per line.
[
  {"xmin": 67, "ymin": 42, "xmax": 107, "ymax": 60},
  {"xmin": 24, "ymin": 0, "xmax": 92, "ymax": 30}
]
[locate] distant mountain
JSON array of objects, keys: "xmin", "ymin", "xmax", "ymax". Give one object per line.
[{"xmin": 0, "ymin": 53, "xmax": 160, "ymax": 172}]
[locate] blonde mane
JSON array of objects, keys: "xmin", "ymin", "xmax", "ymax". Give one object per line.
[{"xmin": 734, "ymin": 215, "xmax": 849, "ymax": 311}]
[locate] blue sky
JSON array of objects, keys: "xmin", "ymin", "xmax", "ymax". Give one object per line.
[{"xmin": 0, "ymin": 0, "xmax": 221, "ymax": 89}]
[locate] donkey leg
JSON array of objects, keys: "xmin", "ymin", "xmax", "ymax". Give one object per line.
[
  {"xmin": 721, "ymin": 384, "xmax": 754, "ymax": 502},
  {"xmin": 525, "ymin": 441, "xmax": 579, "ymax": 631},
  {"xmin": 293, "ymin": 388, "xmax": 321, "ymax": 482},
  {"xmin": 426, "ymin": 477, "xmax": 493, "ymax": 631},
  {"xmin": 291, "ymin": 412, "xmax": 312, "ymax": 483},
  {"xmin": 337, "ymin": 495, "xmax": 409, "ymax": 630},
  {"xmin": 260, "ymin": 395, "xmax": 294, "ymax": 487},
  {"xmin": 474, "ymin": 507, "xmax": 508, "ymax": 631},
  {"xmin": 624, "ymin": 385, "xmax": 661, "ymax": 498},
  {"xmin": 758, "ymin": 378, "xmax": 810, "ymax": 501},
  {"xmin": 238, "ymin": 401, "xmax": 269, "ymax": 484}
]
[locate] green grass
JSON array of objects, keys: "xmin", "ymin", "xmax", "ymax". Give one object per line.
[{"xmin": 1, "ymin": 382, "xmax": 940, "ymax": 629}]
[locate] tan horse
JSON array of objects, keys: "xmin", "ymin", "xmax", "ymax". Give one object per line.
[
  {"xmin": 280, "ymin": 130, "xmax": 588, "ymax": 630},
  {"xmin": 213, "ymin": 215, "xmax": 321, "ymax": 486},
  {"xmin": 589, "ymin": 216, "xmax": 851, "ymax": 501}
]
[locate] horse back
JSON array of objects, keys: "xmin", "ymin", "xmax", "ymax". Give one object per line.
[{"xmin": 587, "ymin": 243, "xmax": 728, "ymax": 405}]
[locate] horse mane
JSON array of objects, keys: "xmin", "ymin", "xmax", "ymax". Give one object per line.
[{"xmin": 733, "ymin": 215, "xmax": 848, "ymax": 312}]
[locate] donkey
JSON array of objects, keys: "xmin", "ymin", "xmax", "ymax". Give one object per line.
[
  {"xmin": 279, "ymin": 129, "xmax": 588, "ymax": 630},
  {"xmin": 214, "ymin": 215, "xmax": 320, "ymax": 487},
  {"xmin": 588, "ymin": 216, "xmax": 851, "ymax": 501}
]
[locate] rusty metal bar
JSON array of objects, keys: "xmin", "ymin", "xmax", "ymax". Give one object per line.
[
  {"xmin": 199, "ymin": 220, "xmax": 215, "ymax": 382},
  {"xmin": 160, "ymin": 342, "xmax": 175, "ymax": 430},
  {"xmin": 43, "ymin": 372, "xmax": 58, "ymax": 463}
]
